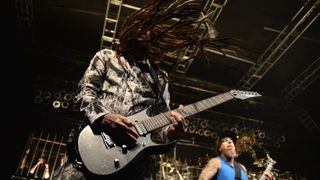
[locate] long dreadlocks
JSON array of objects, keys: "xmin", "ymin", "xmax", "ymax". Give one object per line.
[{"xmin": 116, "ymin": 0, "xmax": 229, "ymax": 65}]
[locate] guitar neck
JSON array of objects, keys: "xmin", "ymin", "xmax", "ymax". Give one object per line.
[
  {"xmin": 264, "ymin": 163, "xmax": 273, "ymax": 174},
  {"xmin": 142, "ymin": 91, "xmax": 234, "ymax": 132},
  {"xmin": 259, "ymin": 163, "xmax": 274, "ymax": 180}
]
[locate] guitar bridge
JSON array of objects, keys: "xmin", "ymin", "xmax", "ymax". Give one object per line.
[{"xmin": 101, "ymin": 132, "xmax": 115, "ymax": 148}]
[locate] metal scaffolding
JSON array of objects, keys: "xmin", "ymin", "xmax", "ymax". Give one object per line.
[
  {"xmin": 281, "ymin": 57, "xmax": 320, "ymax": 100},
  {"xmin": 100, "ymin": 0, "xmax": 140, "ymax": 49},
  {"xmin": 175, "ymin": 0, "xmax": 229, "ymax": 73},
  {"xmin": 238, "ymin": 0, "xmax": 320, "ymax": 89},
  {"xmin": 298, "ymin": 110, "xmax": 320, "ymax": 134}
]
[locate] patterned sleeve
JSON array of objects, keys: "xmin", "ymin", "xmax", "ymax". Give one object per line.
[
  {"xmin": 156, "ymin": 70, "xmax": 174, "ymax": 143},
  {"xmin": 75, "ymin": 50, "xmax": 111, "ymax": 124}
]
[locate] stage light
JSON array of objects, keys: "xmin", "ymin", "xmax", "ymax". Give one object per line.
[
  {"xmin": 279, "ymin": 135, "xmax": 285, "ymax": 142},
  {"xmin": 258, "ymin": 131, "xmax": 266, "ymax": 139},
  {"xmin": 198, "ymin": 129, "xmax": 204, "ymax": 136},
  {"xmin": 53, "ymin": 92, "xmax": 62, "ymax": 99},
  {"xmin": 61, "ymin": 101, "xmax": 69, "ymax": 109},
  {"xmin": 204, "ymin": 130, "xmax": 211, "ymax": 137},
  {"xmin": 210, "ymin": 132, "xmax": 218, "ymax": 139},
  {"xmin": 34, "ymin": 96, "xmax": 42, "ymax": 104},
  {"xmin": 43, "ymin": 91, "xmax": 51, "ymax": 99},
  {"xmin": 230, "ymin": 127, "xmax": 239, "ymax": 134},
  {"xmin": 189, "ymin": 126, "xmax": 196, "ymax": 133},
  {"xmin": 63, "ymin": 93, "xmax": 73, "ymax": 101},
  {"xmin": 200, "ymin": 120, "xmax": 208, "ymax": 128},
  {"xmin": 52, "ymin": 100, "xmax": 61, "ymax": 108}
]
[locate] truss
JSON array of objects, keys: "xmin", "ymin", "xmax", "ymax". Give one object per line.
[
  {"xmin": 238, "ymin": 0, "xmax": 320, "ymax": 89},
  {"xmin": 298, "ymin": 110, "xmax": 320, "ymax": 134},
  {"xmin": 100, "ymin": 0, "xmax": 140, "ymax": 49},
  {"xmin": 175, "ymin": 0, "xmax": 229, "ymax": 73},
  {"xmin": 281, "ymin": 57, "xmax": 320, "ymax": 99}
]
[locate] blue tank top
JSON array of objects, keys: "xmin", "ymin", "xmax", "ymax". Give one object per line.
[{"xmin": 216, "ymin": 157, "xmax": 247, "ymax": 180}]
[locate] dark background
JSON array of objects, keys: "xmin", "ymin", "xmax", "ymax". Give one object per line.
[{"xmin": 7, "ymin": 0, "xmax": 320, "ymax": 179}]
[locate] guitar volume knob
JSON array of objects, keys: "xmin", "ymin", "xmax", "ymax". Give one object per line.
[
  {"xmin": 122, "ymin": 145, "xmax": 127, "ymax": 154},
  {"xmin": 114, "ymin": 159, "xmax": 120, "ymax": 168}
]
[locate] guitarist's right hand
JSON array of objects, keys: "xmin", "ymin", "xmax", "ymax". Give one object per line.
[{"xmin": 101, "ymin": 114, "xmax": 139, "ymax": 142}]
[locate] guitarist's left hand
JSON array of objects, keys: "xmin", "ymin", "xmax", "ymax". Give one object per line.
[
  {"xmin": 166, "ymin": 105, "xmax": 186, "ymax": 139},
  {"xmin": 264, "ymin": 172, "xmax": 273, "ymax": 180}
]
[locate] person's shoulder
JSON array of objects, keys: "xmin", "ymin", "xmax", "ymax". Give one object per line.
[
  {"xmin": 207, "ymin": 157, "xmax": 221, "ymax": 166},
  {"xmin": 201, "ymin": 157, "xmax": 221, "ymax": 170},
  {"xmin": 91, "ymin": 49, "xmax": 120, "ymax": 65},
  {"xmin": 239, "ymin": 163, "xmax": 247, "ymax": 173},
  {"xmin": 95, "ymin": 48, "xmax": 116, "ymax": 58}
]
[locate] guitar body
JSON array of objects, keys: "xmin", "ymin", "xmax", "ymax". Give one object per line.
[{"xmin": 78, "ymin": 109, "xmax": 175, "ymax": 176}]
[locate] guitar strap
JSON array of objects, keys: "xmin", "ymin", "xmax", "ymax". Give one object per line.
[
  {"xmin": 148, "ymin": 62, "xmax": 166, "ymax": 104},
  {"xmin": 234, "ymin": 162, "xmax": 242, "ymax": 180},
  {"xmin": 145, "ymin": 61, "xmax": 170, "ymax": 116}
]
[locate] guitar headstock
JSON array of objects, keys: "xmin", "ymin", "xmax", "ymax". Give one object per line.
[
  {"xmin": 230, "ymin": 89, "xmax": 261, "ymax": 100},
  {"xmin": 266, "ymin": 153, "xmax": 276, "ymax": 165}
]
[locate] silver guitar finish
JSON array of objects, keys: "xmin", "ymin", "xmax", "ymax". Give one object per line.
[{"xmin": 78, "ymin": 109, "xmax": 173, "ymax": 176}]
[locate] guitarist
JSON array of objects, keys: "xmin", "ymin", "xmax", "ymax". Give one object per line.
[
  {"xmin": 197, "ymin": 131, "xmax": 273, "ymax": 180},
  {"xmin": 58, "ymin": 31, "xmax": 185, "ymax": 180},
  {"xmin": 57, "ymin": 1, "xmax": 229, "ymax": 179}
]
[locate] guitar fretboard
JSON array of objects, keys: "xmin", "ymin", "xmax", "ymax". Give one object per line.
[{"xmin": 141, "ymin": 91, "xmax": 234, "ymax": 132}]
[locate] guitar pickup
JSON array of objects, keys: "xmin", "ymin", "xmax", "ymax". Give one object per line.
[
  {"xmin": 134, "ymin": 123, "xmax": 147, "ymax": 136},
  {"xmin": 101, "ymin": 132, "xmax": 115, "ymax": 148}
]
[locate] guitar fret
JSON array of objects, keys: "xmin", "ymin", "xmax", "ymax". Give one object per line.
[
  {"xmin": 160, "ymin": 115, "xmax": 168, "ymax": 125},
  {"xmin": 145, "ymin": 118, "xmax": 152, "ymax": 130},
  {"xmin": 201, "ymin": 100, "xmax": 208, "ymax": 110},
  {"xmin": 208, "ymin": 96, "xmax": 217, "ymax": 106},
  {"xmin": 161, "ymin": 113, "xmax": 170, "ymax": 124},
  {"xmin": 142, "ymin": 120, "xmax": 150, "ymax": 131},
  {"xmin": 156, "ymin": 115, "xmax": 164, "ymax": 127},
  {"xmin": 150, "ymin": 118, "xmax": 157, "ymax": 130},
  {"xmin": 215, "ymin": 95, "xmax": 223, "ymax": 104},
  {"xmin": 153, "ymin": 116, "xmax": 161, "ymax": 128},
  {"xmin": 146, "ymin": 118, "xmax": 155, "ymax": 130}
]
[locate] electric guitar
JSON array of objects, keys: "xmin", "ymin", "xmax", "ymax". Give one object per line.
[
  {"xmin": 78, "ymin": 90, "xmax": 261, "ymax": 176},
  {"xmin": 259, "ymin": 154, "xmax": 276, "ymax": 180}
]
